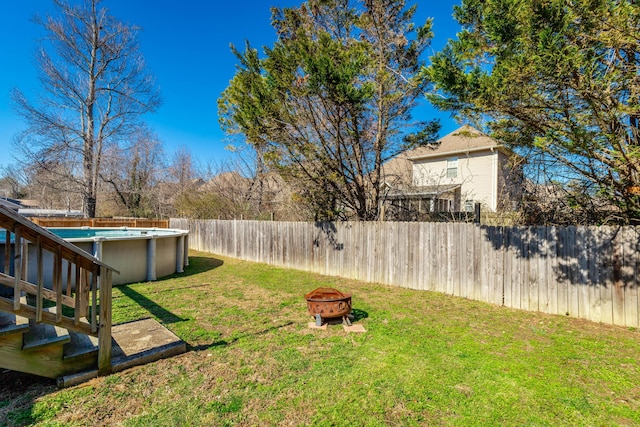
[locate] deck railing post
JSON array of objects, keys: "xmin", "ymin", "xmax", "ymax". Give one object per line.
[
  {"xmin": 13, "ymin": 225, "xmax": 21, "ymax": 310},
  {"xmin": 4, "ymin": 227, "xmax": 10, "ymax": 274},
  {"xmin": 90, "ymin": 269, "xmax": 97, "ymax": 333},
  {"xmin": 97, "ymin": 266, "xmax": 112, "ymax": 376},
  {"xmin": 36, "ymin": 235, "xmax": 43, "ymax": 323},
  {"xmin": 21, "ymin": 238, "xmax": 29, "ymax": 283},
  {"xmin": 54, "ymin": 246, "xmax": 63, "ymax": 323}
]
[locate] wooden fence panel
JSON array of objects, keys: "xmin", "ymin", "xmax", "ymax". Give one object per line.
[
  {"xmin": 576, "ymin": 227, "xmax": 589, "ymax": 320},
  {"xmin": 591, "ymin": 227, "xmax": 603, "ymax": 323},
  {"xmin": 171, "ymin": 218, "xmax": 640, "ymax": 328},
  {"xmin": 554, "ymin": 226, "xmax": 568, "ymax": 317},
  {"xmin": 517, "ymin": 227, "xmax": 529, "ymax": 311},
  {"xmin": 423, "ymin": 222, "xmax": 432, "ymax": 292},
  {"xmin": 464, "ymin": 224, "xmax": 475, "ymax": 300},
  {"xmin": 471, "ymin": 225, "xmax": 482, "ymax": 301},
  {"xmin": 624, "ymin": 228, "xmax": 639, "ymax": 327},
  {"xmin": 493, "ymin": 227, "xmax": 505, "ymax": 307},
  {"xmin": 566, "ymin": 226, "xmax": 579, "ymax": 319}
]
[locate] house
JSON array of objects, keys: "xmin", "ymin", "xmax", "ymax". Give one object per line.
[{"xmin": 382, "ymin": 125, "xmax": 522, "ymax": 220}]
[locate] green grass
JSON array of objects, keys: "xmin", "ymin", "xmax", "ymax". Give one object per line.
[{"xmin": 2, "ymin": 250, "xmax": 640, "ymax": 426}]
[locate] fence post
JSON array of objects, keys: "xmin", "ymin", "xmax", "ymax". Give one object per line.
[{"xmin": 474, "ymin": 203, "xmax": 481, "ymax": 225}]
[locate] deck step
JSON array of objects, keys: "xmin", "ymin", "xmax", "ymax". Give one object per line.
[
  {"xmin": 0, "ymin": 312, "xmax": 29, "ymax": 337},
  {"xmin": 22, "ymin": 321, "xmax": 70, "ymax": 351},
  {"xmin": 63, "ymin": 331, "xmax": 99, "ymax": 361}
]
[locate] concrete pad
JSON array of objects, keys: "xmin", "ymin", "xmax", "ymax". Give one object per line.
[
  {"xmin": 307, "ymin": 322, "xmax": 327, "ymax": 330},
  {"xmin": 110, "ymin": 318, "xmax": 186, "ymax": 372},
  {"xmin": 343, "ymin": 324, "xmax": 366, "ymax": 333}
]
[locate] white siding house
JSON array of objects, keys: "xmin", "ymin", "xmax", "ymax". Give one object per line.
[{"xmin": 382, "ymin": 126, "xmax": 521, "ymax": 219}]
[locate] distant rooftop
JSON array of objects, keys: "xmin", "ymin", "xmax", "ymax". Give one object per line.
[
  {"xmin": 408, "ymin": 125, "xmax": 504, "ymax": 161},
  {"xmin": 18, "ymin": 209, "xmax": 84, "ymax": 218}
]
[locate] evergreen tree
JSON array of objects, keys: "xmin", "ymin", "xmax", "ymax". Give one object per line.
[
  {"xmin": 427, "ymin": 0, "xmax": 640, "ymax": 223},
  {"xmin": 219, "ymin": 0, "xmax": 439, "ymax": 220}
]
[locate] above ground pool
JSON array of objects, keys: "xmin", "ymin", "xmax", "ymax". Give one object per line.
[
  {"xmin": 1, "ymin": 227, "xmax": 189, "ymax": 286},
  {"xmin": 50, "ymin": 227, "xmax": 189, "ymax": 286}
]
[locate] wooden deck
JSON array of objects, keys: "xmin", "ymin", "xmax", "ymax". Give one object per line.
[{"xmin": 0, "ymin": 205, "xmax": 186, "ymax": 385}]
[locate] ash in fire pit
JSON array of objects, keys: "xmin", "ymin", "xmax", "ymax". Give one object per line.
[{"xmin": 304, "ymin": 287, "xmax": 352, "ymax": 325}]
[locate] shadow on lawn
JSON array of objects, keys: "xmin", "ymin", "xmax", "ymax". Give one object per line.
[
  {"xmin": 117, "ymin": 285, "xmax": 187, "ymax": 324},
  {"xmin": 351, "ymin": 308, "xmax": 368, "ymax": 322},
  {"xmin": 0, "ymin": 371, "xmax": 55, "ymax": 426},
  {"xmin": 153, "ymin": 256, "xmax": 225, "ymax": 283},
  {"xmin": 188, "ymin": 321, "xmax": 295, "ymax": 352}
]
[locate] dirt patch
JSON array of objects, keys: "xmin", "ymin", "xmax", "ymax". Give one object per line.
[{"xmin": 0, "ymin": 370, "xmax": 55, "ymax": 425}]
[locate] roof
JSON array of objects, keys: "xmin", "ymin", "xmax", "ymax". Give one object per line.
[
  {"xmin": 408, "ymin": 125, "xmax": 504, "ymax": 161},
  {"xmin": 380, "ymin": 151, "xmax": 413, "ymax": 187},
  {"xmin": 0, "ymin": 198, "xmax": 21, "ymax": 210},
  {"xmin": 18, "ymin": 209, "xmax": 84, "ymax": 218}
]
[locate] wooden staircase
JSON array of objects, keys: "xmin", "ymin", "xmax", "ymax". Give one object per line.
[
  {"xmin": 0, "ymin": 205, "xmax": 117, "ymax": 383},
  {"xmin": 0, "ymin": 308, "xmax": 100, "ymax": 380}
]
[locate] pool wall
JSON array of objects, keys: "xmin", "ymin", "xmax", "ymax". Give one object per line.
[{"xmin": 1, "ymin": 227, "xmax": 189, "ymax": 287}]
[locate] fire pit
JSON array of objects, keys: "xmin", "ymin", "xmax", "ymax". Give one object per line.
[{"xmin": 304, "ymin": 287, "xmax": 352, "ymax": 325}]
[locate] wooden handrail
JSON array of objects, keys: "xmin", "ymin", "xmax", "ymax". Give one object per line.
[{"xmin": 0, "ymin": 205, "xmax": 116, "ymax": 374}]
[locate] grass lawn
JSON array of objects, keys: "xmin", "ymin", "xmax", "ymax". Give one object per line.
[{"xmin": 1, "ymin": 250, "xmax": 640, "ymax": 426}]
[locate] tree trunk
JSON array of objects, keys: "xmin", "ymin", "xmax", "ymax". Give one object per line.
[{"xmin": 84, "ymin": 195, "xmax": 97, "ymax": 219}]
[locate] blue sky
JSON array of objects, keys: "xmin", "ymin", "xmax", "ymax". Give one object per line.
[{"xmin": 0, "ymin": 0, "xmax": 462, "ymax": 170}]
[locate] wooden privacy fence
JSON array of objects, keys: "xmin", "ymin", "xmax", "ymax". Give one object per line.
[
  {"xmin": 32, "ymin": 217, "xmax": 169, "ymax": 228},
  {"xmin": 170, "ymin": 219, "xmax": 640, "ymax": 328}
]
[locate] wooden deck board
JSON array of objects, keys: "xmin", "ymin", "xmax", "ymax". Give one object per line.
[
  {"xmin": 0, "ymin": 312, "xmax": 29, "ymax": 336},
  {"xmin": 23, "ymin": 322, "xmax": 70, "ymax": 351},
  {"xmin": 63, "ymin": 331, "xmax": 99, "ymax": 361}
]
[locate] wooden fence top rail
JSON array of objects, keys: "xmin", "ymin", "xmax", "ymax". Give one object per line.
[{"xmin": 31, "ymin": 217, "xmax": 169, "ymax": 229}]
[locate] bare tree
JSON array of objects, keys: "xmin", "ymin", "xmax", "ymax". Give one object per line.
[
  {"xmin": 0, "ymin": 165, "xmax": 28, "ymax": 199},
  {"xmin": 23, "ymin": 162, "xmax": 83, "ymax": 211},
  {"xmin": 13, "ymin": 0, "xmax": 160, "ymax": 217},
  {"xmin": 171, "ymin": 144, "xmax": 308, "ymax": 220},
  {"xmin": 168, "ymin": 146, "xmax": 196, "ymax": 198},
  {"xmin": 101, "ymin": 126, "xmax": 165, "ymax": 217}
]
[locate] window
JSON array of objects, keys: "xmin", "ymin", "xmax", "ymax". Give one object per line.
[
  {"xmin": 446, "ymin": 157, "xmax": 458, "ymax": 178},
  {"xmin": 465, "ymin": 200, "xmax": 474, "ymax": 212}
]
